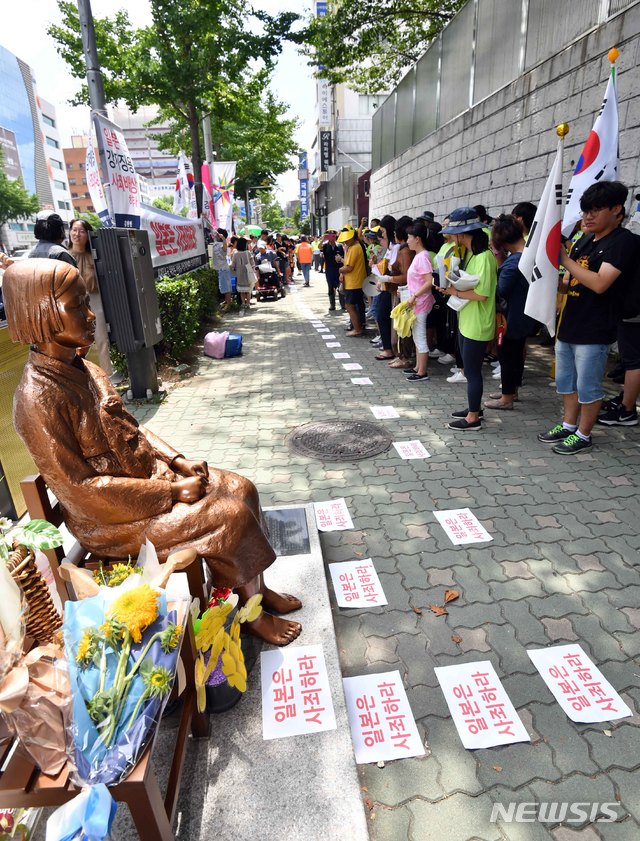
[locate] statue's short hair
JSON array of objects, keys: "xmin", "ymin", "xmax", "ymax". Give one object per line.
[{"xmin": 3, "ymin": 258, "xmax": 80, "ymax": 344}]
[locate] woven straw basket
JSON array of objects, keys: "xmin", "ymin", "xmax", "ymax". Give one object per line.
[{"xmin": 7, "ymin": 544, "xmax": 62, "ymax": 644}]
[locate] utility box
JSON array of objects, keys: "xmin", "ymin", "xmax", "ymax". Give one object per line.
[{"xmin": 91, "ymin": 228, "xmax": 163, "ymax": 353}]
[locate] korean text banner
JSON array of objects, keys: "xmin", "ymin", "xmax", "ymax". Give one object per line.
[
  {"xmin": 85, "ymin": 138, "xmax": 112, "ymax": 227},
  {"xmin": 212, "ymin": 161, "xmax": 236, "ymax": 231},
  {"xmin": 92, "ymin": 112, "xmax": 141, "ymax": 229},
  {"xmin": 138, "ymin": 202, "xmax": 207, "ymax": 277}
]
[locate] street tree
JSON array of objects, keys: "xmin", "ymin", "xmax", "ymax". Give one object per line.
[
  {"xmin": 149, "ymin": 71, "xmax": 299, "ymax": 198},
  {"xmin": 300, "ymin": 0, "xmax": 465, "ymax": 92},
  {"xmin": 258, "ymin": 192, "xmax": 286, "ymax": 232},
  {"xmin": 49, "ymin": 0, "xmax": 299, "ymax": 212},
  {"xmin": 0, "ymin": 148, "xmax": 40, "ymax": 234}
]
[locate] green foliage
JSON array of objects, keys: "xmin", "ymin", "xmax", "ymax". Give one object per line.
[
  {"xmin": 151, "ymin": 196, "xmax": 173, "ymax": 213},
  {"xmin": 48, "ymin": 1, "xmax": 300, "ymax": 209},
  {"xmin": 258, "ymin": 191, "xmax": 286, "ymax": 232},
  {"xmin": 300, "ymin": 0, "xmax": 465, "ymax": 92},
  {"xmin": 155, "ymin": 266, "xmax": 219, "ymax": 360},
  {"xmin": 292, "ymin": 205, "xmax": 311, "ymax": 235},
  {"xmin": 0, "ymin": 148, "xmax": 40, "ymax": 229},
  {"xmin": 76, "ymin": 210, "xmax": 103, "ymax": 229}
]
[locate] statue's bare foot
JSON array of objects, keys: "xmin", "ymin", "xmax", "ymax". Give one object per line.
[
  {"xmin": 261, "ymin": 587, "xmax": 303, "ymax": 614},
  {"xmin": 242, "ymin": 611, "xmax": 302, "ymax": 646}
]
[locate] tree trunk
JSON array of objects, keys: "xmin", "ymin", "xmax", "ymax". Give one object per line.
[{"xmin": 188, "ymin": 102, "xmax": 203, "ymax": 216}]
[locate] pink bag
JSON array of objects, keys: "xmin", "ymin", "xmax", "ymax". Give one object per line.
[{"xmin": 204, "ymin": 331, "xmax": 229, "ymax": 359}]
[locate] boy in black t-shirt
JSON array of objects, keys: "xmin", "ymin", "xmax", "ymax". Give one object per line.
[{"xmin": 538, "ymin": 181, "xmax": 634, "ymax": 455}]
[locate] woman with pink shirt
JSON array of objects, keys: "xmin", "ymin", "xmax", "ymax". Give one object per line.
[{"xmin": 405, "ymin": 221, "xmax": 435, "ymax": 381}]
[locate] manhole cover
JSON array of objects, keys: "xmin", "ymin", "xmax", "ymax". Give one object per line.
[{"xmin": 287, "ymin": 419, "xmax": 392, "ymax": 462}]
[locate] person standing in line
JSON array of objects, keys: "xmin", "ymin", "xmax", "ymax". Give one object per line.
[
  {"xmin": 404, "ymin": 220, "xmax": 435, "ymax": 381},
  {"xmin": 230, "ymin": 237, "xmax": 256, "ymax": 314},
  {"xmin": 538, "ymin": 180, "xmax": 636, "ymax": 454},
  {"xmin": 297, "ymin": 236, "xmax": 313, "ymax": 286},
  {"xmin": 210, "ymin": 227, "xmax": 232, "ymax": 311},
  {"xmin": 484, "ymin": 214, "xmax": 536, "ymax": 410},
  {"xmin": 438, "ymin": 207, "xmax": 497, "ymax": 431},
  {"xmin": 322, "ymin": 231, "xmax": 344, "ymax": 312},
  {"xmin": 337, "ymin": 224, "xmax": 367, "ymax": 336},
  {"xmin": 67, "ymin": 219, "xmax": 112, "ymax": 376}
]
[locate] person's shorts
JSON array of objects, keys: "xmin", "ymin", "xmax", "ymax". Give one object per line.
[
  {"xmin": 344, "ymin": 288, "xmax": 364, "ymax": 306},
  {"xmin": 217, "ymin": 269, "xmax": 232, "ymax": 295},
  {"xmin": 618, "ymin": 321, "xmax": 640, "ymax": 370},
  {"xmin": 555, "ymin": 340, "xmax": 609, "ymax": 404}
]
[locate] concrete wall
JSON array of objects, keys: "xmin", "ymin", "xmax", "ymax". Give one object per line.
[{"xmin": 369, "ymin": 2, "xmax": 640, "ymax": 221}]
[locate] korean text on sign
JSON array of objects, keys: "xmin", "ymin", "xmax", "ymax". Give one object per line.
[
  {"xmin": 329, "ymin": 559, "xmax": 388, "ymax": 608},
  {"xmin": 343, "ymin": 671, "xmax": 424, "ymax": 763},
  {"xmin": 261, "ymin": 644, "xmax": 337, "ymax": 740},
  {"xmin": 313, "ymin": 498, "xmax": 354, "ymax": 532},
  {"xmin": 527, "ymin": 645, "xmax": 632, "ymax": 723},
  {"xmin": 392, "ymin": 440, "xmax": 431, "ymax": 460},
  {"xmin": 433, "ymin": 508, "xmax": 493, "ymax": 545},
  {"xmin": 434, "ymin": 661, "xmax": 530, "ymax": 749}
]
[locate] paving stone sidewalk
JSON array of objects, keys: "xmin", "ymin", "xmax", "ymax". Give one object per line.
[{"xmin": 133, "ymin": 271, "xmax": 640, "ymax": 841}]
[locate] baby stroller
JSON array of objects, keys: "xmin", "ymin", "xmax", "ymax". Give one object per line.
[{"xmin": 255, "ymin": 262, "xmax": 285, "ymax": 301}]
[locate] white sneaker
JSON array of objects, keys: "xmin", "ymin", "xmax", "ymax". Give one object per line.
[
  {"xmin": 429, "ymin": 348, "xmax": 444, "ymax": 358},
  {"xmin": 447, "ymin": 371, "xmax": 467, "ymax": 383},
  {"xmin": 490, "ymin": 359, "xmax": 500, "ymax": 368},
  {"xmin": 437, "ymin": 353, "xmax": 456, "ymax": 365},
  {"xmin": 450, "ymin": 366, "xmax": 460, "ymax": 373},
  {"xmin": 492, "ymin": 367, "xmax": 501, "ymax": 378}
]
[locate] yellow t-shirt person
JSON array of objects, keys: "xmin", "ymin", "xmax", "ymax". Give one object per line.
[{"xmin": 343, "ymin": 242, "xmax": 367, "ymax": 290}]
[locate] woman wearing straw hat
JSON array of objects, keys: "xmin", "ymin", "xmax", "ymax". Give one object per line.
[{"xmin": 437, "ymin": 207, "xmax": 497, "ymax": 431}]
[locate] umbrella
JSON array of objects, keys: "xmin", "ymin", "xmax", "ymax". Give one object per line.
[{"xmin": 238, "ymin": 225, "xmax": 263, "ymax": 237}]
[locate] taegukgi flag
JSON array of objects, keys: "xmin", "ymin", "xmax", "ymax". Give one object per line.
[
  {"xmin": 520, "ymin": 138, "xmax": 564, "ymax": 336},
  {"xmin": 173, "ymin": 151, "xmax": 197, "ymax": 218},
  {"xmin": 562, "ymin": 63, "xmax": 619, "ymax": 237}
]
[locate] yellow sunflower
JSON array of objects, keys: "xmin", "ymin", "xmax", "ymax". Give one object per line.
[
  {"xmin": 109, "ymin": 584, "xmax": 159, "ymax": 643},
  {"xmin": 75, "ymin": 630, "xmax": 93, "ymax": 666}
]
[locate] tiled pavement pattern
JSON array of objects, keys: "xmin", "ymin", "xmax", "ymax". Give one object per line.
[{"xmin": 131, "ymin": 271, "xmax": 640, "ymax": 841}]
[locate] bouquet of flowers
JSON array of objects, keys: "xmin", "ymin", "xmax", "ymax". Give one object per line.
[
  {"xmin": 63, "ymin": 542, "xmax": 191, "ymax": 785},
  {"xmin": 193, "ymin": 588, "xmax": 263, "ymax": 712}
]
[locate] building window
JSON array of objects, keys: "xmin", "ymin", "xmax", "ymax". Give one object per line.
[
  {"xmin": 26, "ymin": 224, "xmax": 35, "ymax": 232},
  {"xmin": 46, "ymin": 136, "xmax": 60, "ymax": 149},
  {"xmin": 71, "ymin": 192, "xmax": 78, "ymax": 198},
  {"xmin": 42, "ymin": 114, "xmax": 56, "ymax": 128},
  {"xmin": 69, "ymin": 179, "xmax": 76, "ymax": 185},
  {"xmin": 53, "ymin": 179, "xmax": 66, "ymax": 190},
  {"xmin": 88, "ymin": 205, "xmax": 94, "ymax": 212},
  {"xmin": 9, "ymin": 223, "xmax": 23, "ymax": 231},
  {"xmin": 67, "ymin": 162, "xmax": 74, "ymax": 169},
  {"xmin": 51, "ymin": 159, "xmax": 64, "ymax": 170},
  {"xmin": 79, "ymin": 163, "xmax": 85, "ymax": 170},
  {"xmin": 82, "ymin": 178, "xmax": 87, "ymax": 185},
  {"xmin": 57, "ymin": 200, "xmax": 67, "ymax": 210}
]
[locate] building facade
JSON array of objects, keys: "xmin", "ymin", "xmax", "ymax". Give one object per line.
[
  {"xmin": 63, "ymin": 135, "xmax": 94, "ymax": 216},
  {"xmin": 0, "ymin": 45, "xmax": 73, "ymax": 253},
  {"xmin": 110, "ymin": 105, "xmax": 177, "ymax": 201},
  {"xmin": 369, "ymin": 0, "xmax": 640, "ymax": 222}
]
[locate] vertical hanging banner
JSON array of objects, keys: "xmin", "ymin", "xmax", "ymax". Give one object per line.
[
  {"xmin": 212, "ymin": 161, "xmax": 236, "ymax": 231},
  {"xmin": 299, "ymin": 151, "xmax": 309, "ymax": 221},
  {"xmin": 92, "ymin": 112, "xmax": 140, "ymax": 229},
  {"xmin": 201, "ymin": 163, "xmax": 217, "ymax": 228},
  {"xmin": 85, "ymin": 138, "xmax": 112, "ymax": 227}
]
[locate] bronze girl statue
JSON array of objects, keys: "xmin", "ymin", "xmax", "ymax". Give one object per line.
[{"xmin": 4, "ymin": 258, "xmax": 302, "ymax": 645}]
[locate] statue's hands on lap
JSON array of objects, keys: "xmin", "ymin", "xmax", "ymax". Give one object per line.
[
  {"xmin": 171, "ymin": 456, "xmax": 209, "ymax": 479},
  {"xmin": 171, "ymin": 476, "xmax": 207, "ymax": 504}
]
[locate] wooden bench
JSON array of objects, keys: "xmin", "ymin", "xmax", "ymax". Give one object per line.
[
  {"xmin": 0, "ymin": 474, "xmax": 212, "ymax": 839},
  {"xmin": 19, "ymin": 474, "xmax": 207, "ymax": 604},
  {"xmin": 0, "ymin": 616, "xmax": 209, "ymax": 841}
]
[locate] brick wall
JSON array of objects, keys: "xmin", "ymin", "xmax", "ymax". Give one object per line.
[{"xmin": 369, "ymin": 3, "xmax": 640, "ymax": 221}]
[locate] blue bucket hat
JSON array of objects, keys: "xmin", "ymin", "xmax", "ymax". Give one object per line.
[{"xmin": 441, "ymin": 207, "xmax": 485, "ymax": 234}]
